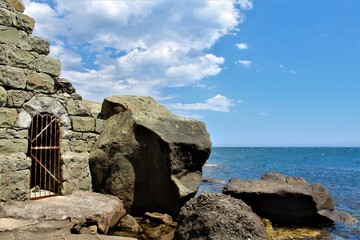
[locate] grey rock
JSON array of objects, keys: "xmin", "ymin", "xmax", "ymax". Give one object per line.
[
  {"xmin": 8, "ymin": 47, "xmax": 35, "ymax": 69},
  {"xmin": 30, "ymin": 36, "xmax": 50, "ymax": 54},
  {"xmin": 35, "ymin": 55, "xmax": 61, "ymax": 77},
  {"xmin": 261, "ymin": 171, "xmax": 307, "ymax": 184},
  {"xmin": 15, "ymin": 109, "xmax": 31, "ymax": 129},
  {"xmin": 0, "ymin": 191, "xmax": 127, "ymax": 234},
  {"xmin": 0, "ymin": 169, "xmax": 29, "ymax": 201},
  {"xmin": 0, "ymin": 86, "xmax": 7, "ymax": 107},
  {"xmin": 71, "ymin": 116, "xmax": 95, "ymax": 132},
  {"xmin": 6, "ymin": 89, "xmax": 33, "ymax": 108},
  {"xmin": 174, "ymin": 192, "xmax": 268, "ymax": 240},
  {"xmin": 12, "ymin": 11, "xmax": 35, "ymax": 33},
  {"xmin": 22, "ymin": 95, "xmax": 71, "ymax": 129},
  {"xmin": 0, "ymin": 7, "xmax": 12, "ymax": 27},
  {"xmin": 0, "ymin": 26, "xmax": 19, "ymax": 45},
  {"xmin": 26, "ymin": 72, "xmax": 54, "ymax": 93},
  {"xmin": 0, "ymin": 138, "xmax": 27, "ymax": 155},
  {"xmin": 0, "ymin": 65, "xmax": 27, "ymax": 89},
  {"xmin": 61, "ymin": 152, "xmax": 92, "ymax": 195},
  {"xmin": 0, "ymin": 107, "xmax": 18, "ymax": 127},
  {"xmin": 223, "ymin": 172, "xmax": 335, "ymax": 226},
  {"xmin": 90, "ymin": 96, "xmax": 211, "ymax": 215},
  {"xmin": 117, "ymin": 214, "xmax": 141, "ymax": 234}
]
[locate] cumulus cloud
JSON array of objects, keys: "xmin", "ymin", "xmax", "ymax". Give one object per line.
[
  {"xmin": 236, "ymin": 42, "xmax": 249, "ymax": 50},
  {"xmin": 237, "ymin": 59, "xmax": 252, "ymax": 68},
  {"xmin": 23, "ymin": 0, "xmax": 253, "ymax": 103},
  {"xmin": 167, "ymin": 94, "xmax": 234, "ymax": 114}
]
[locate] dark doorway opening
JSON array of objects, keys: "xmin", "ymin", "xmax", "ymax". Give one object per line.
[{"xmin": 28, "ymin": 113, "xmax": 61, "ymax": 199}]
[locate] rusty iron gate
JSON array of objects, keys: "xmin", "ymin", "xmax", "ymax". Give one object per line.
[{"xmin": 29, "ymin": 113, "xmax": 61, "ymax": 199}]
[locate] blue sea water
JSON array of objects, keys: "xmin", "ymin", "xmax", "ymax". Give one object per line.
[{"xmin": 199, "ymin": 147, "xmax": 360, "ymax": 239}]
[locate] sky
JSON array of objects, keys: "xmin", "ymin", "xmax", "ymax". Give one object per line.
[{"xmin": 23, "ymin": 0, "xmax": 359, "ymax": 147}]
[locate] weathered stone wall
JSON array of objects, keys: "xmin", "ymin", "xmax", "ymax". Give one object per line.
[{"xmin": 0, "ymin": 0, "xmax": 103, "ymax": 201}]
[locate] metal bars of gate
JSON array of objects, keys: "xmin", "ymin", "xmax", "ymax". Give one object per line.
[{"xmin": 29, "ymin": 113, "xmax": 61, "ymax": 200}]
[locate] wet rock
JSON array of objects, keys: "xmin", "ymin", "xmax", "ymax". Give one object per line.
[
  {"xmin": 174, "ymin": 192, "xmax": 268, "ymax": 240},
  {"xmin": 223, "ymin": 172, "xmax": 335, "ymax": 226},
  {"xmin": 89, "ymin": 96, "xmax": 211, "ymax": 216}
]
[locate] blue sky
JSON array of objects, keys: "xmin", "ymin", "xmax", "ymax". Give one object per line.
[{"xmin": 24, "ymin": 0, "xmax": 359, "ymax": 147}]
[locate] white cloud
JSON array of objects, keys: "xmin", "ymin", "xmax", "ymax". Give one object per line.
[
  {"xmin": 260, "ymin": 112, "xmax": 269, "ymax": 116},
  {"xmin": 236, "ymin": 42, "xmax": 249, "ymax": 50},
  {"xmin": 237, "ymin": 60, "xmax": 252, "ymax": 68},
  {"xmin": 236, "ymin": 0, "xmax": 254, "ymax": 10},
  {"xmin": 23, "ymin": 0, "xmax": 253, "ymax": 103},
  {"xmin": 167, "ymin": 94, "xmax": 234, "ymax": 115},
  {"xmin": 279, "ymin": 63, "xmax": 296, "ymax": 75}
]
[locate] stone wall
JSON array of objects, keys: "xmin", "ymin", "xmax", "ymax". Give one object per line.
[{"xmin": 0, "ymin": 0, "xmax": 103, "ymax": 201}]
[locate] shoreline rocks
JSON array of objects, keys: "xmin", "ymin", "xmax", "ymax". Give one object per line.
[{"xmin": 223, "ymin": 172, "xmax": 335, "ymax": 227}]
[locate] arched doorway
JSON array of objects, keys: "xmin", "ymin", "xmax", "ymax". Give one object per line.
[{"xmin": 28, "ymin": 113, "xmax": 61, "ymax": 199}]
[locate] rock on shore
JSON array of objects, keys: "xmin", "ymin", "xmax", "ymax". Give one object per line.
[
  {"xmin": 223, "ymin": 172, "xmax": 335, "ymax": 226},
  {"xmin": 174, "ymin": 192, "xmax": 268, "ymax": 240},
  {"xmin": 89, "ymin": 96, "xmax": 211, "ymax": 216},
  {"xmin": 0, "ymin": 191, "xmax": 126, "ymax": 235}
]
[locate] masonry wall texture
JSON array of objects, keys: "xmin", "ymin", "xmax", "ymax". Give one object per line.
[{"xmin": 0, "ymin": 0, "xmax": 103, "ymax": 201}]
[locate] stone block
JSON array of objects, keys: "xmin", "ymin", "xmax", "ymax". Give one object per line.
[
  {"xmin": 12, "ymin": 12, "xmax": 35, "ymax": 33},
  {"xmin": 22, "ymin": 95, "xmax": 72, "ymax": 129},
  {"xmin": 15, "ymin": 109, "xmax": 32, "ymax": 129},
  {"xmin": 0, "ymin": 138, "xmax": 27, "ymax": 155},
  {"xmin": 95, "ymin": 118, "xmax": 105, "ymax": 133},
  {"xmin": 82, "ymin": 132, "xmax": 98, "ymax": 141},
  {"xmin": 0, "ymin": 107, "xmax": 18, "ymax": 127},
  {"xmin": 2, "ymin": 0, "xmax": 25, "ymax": 12},
  {"xmin": 0, "ymin": 169, "xmax": 30, "ymax": 201},
  {"xmin": 6, "ymin": 89, "xmax": 33, "ymax": 107},
  {"xmin": 35, "ymin": 55, "xmax": 61, "ymax": 77},
  {"xmin": 26, "ymin": 72, "xmax": 54, "ymax": 93},
  {"xmin": 0, "ymin": 153, "xmax": 31, "ymax": 173},
  {"xmin": 30, "ymin": 36, "xmax": 50, "ymax": 55},
  {"xmin": 0, "ymin": 7, "xmax": 12, "ymax": 27},
  {"xmin": 0, "ymin": 86, "xmax": 7, "ymax": 107},
  {"xmin": 18, "ymin": 30, "xmax": 31, "ymax": 50},
  {"xmin": 0, "ymin": 44, "xmax": 7, "ymax": 64},
  {"xmin": 0, "ymin": 128, "xmax": 6, "ymax": 137},
  {"xmin": 0, "ymin": 25, "xmax": 19, "ymax": 45},
  {"xmin": 8, "ymin": 47, "xmax": 35, "ymax": 69},
  {"xmin": 66, "ymin": 98, "xmax": 76, "ymax": 115},
  {"xmin": 61, "ymin": 152, "xmax": 92, "ymax": 193},
  {"xmin": 0, "ymin": 65, "xmax": 27, "ymax": 89},
  {"xmin": 71, "ymin": 116, "xmax": 95, "ymax": 132}
]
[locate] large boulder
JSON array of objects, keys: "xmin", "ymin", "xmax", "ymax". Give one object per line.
[
  {"xmin": 174, "ymin": 192, "xmax": 268, "ymax": 240},
  {"xmin": 223, "ymin": 172, "xmax": 335, "ymax": 226},
  {"xmin": 89, "ymin": 96, "xmax": 211, "ymax": 216}
]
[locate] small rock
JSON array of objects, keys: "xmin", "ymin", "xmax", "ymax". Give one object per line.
[
  {"xmin": 144, "ymin": 212, "xmax": 177, "ymax": 227},
  {"xmin": 117, "ymin": 214, "xmax": 142, "ymax": 234}
]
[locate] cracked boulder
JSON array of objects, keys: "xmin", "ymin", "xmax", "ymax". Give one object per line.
[{"xmin": 89, "ymin": 96, "xmax": 211, "ymax": 216}]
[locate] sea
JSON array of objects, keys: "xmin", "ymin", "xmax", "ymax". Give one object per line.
[{"xmin": 199, "ymin": 147, "xmax": 360, "ymax": 239}]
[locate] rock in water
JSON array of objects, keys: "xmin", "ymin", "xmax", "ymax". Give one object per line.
[
  {"xmin": 223, "ymin": 172, "xmax": 335, "ymax": 227},
  {"xmin": 174, "ymin": 192, "xmax": 268, "ymax": 240},
  {"xmin": 89, "ymin": 96, "xmax": 211, "ymax": 216}
]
